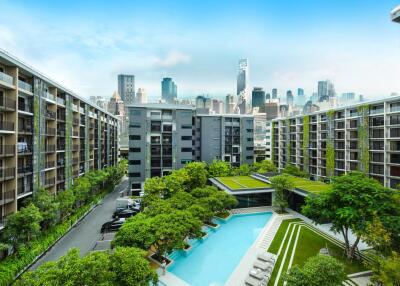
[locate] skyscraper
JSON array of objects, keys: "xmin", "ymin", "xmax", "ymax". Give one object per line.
[
  {"xmin": 272, "ymin": 88, "xmax": 278, "ymax": 99},
  {"xmin": 317, "ymin": 80, "xmax": 335, "ymax": 102},
  {"xmin": 161, "ymin": 77, "xmax": 177, "ymax": 103},
  {"xmin": 136, "ymin": 88, "xmax": 147, "ymax": 104},
  {"xmin": 118, "ymin": 74, "xmax": 135, "ymax": 103},
  {"xmin": 225, "ymin": 94, "xmax": 236, "ymax": 114},
  {"xmin": 237, "ymin": 59, "xmax": 249, "ymax": 102},
  {"xmin": 252, "ymin": 87, "xmax": 266, "ymax": 112},
  {"xmin": 286, "ymin": 90, "xmax": 294, "ymax": 106},
  {"xmin": 297, "ymin": 88, "xmax": 306, "ymax": 105}
]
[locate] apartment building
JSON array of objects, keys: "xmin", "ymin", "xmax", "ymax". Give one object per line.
[
  {"xmin": 194, "ymin": 114, "xmax": 254, "ymax": 167},
  {"xmin": 272, "ymin": 96, "xmax": 400, "ymax": 188},
  {"xmin": 127, "ymin": 104, "xmax": 254, "ymax": 189},
  {"xmin": 0, "ymin": 50, "xmax": 119, "ymax": 229}
]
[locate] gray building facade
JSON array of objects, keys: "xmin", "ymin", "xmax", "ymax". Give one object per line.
[{"xmin": 118, "ymin": 74, "xmax": 135, "ymax": 104}]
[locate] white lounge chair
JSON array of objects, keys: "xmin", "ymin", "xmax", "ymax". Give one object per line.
[
  {"xmin": 245, "ymin": 276, "xmax": 262, "ymax": 286},
  {"xmin": 257, "ymin": 252, "xmax": 277, "ymax": 263},
  {"xmin": 249, "ymin": 268, "xmax": 271, "ymax": 280},
  {"xmin": 254, "ymin": 260, "xmax": 273, "ymax": 271}
]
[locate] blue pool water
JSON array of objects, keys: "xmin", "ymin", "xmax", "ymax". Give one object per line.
[{"xmin": 168, "ymin": 212, "xmax": 272, "ymax": 286}]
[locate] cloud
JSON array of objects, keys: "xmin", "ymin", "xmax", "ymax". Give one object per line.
[{"xmin": 153, "ymin": 51, "xmax": 191, "ymax": 68}]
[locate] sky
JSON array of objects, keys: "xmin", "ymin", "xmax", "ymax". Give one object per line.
[{"xmin": 0, "ymin": 0, "xmax": 399, "ymax": 101}]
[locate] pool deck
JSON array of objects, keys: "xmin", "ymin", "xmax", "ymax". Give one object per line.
[{"xmin": 225, "ymin": 207, "xmax": 294, "ymax": 286}]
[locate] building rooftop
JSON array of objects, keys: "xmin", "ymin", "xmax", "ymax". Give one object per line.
[
  {"xmin": 215, "ymin": 176, "xmax": 272, "ymax": 190},
  {"xmin": 0, "ymin": 48, "xmax": 118, "ymax": 120},
  {"xmin": 126, "ymin": 103, "xmax": 195, "ymax": 110}
]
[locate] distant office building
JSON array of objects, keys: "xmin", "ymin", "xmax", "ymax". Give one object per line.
[
  {"xmin": 341, "ymin": 92, "xmax": 355, "ymax": 101},
  {"xmin": 136, "ymin": 88, "xmax": 147, "ymax": 104},
  {"xmin": 310, "ymin": 92, "xmax": 318, "ymax": 103},
  {"xmin": 272, "ymin": 88, "xmax": 278, "ymax": 99},
  {"xmin": 161, "ymin": 77, "xmax": 177, "ymax": 103},
  {"xmin": 265, "ymin": 102, "xmax": 279, "ymax": 120},
  {"xmin": 237, "ymin": 59, "xmax": 249, "ymax": 102},
  {"xmin": 226, "ymin": 94, "xmax": 236, "ymax": 114},
  {"xmin": 318, "ymin": 80, "xmax": 335, "ymax": 102},
  {"xmin": 303, "ymin": 100, "xmax": 320, "ymax": 114},
  {"xmin": 280, "ymin": 104, "xmax": 289, "ymax": 117},
  {"xmin": 286, "ymin": 90, "xmax": 294, "ymax": 106},
  {"xmin": 297, "ymin": 88, "xmax": 306, "ymax": 105},
  {"xmin": 252, "ymin": 87, "xmax": 266, "ymax": 112},
  {"xmin": 196, "ymin": 95, "xmax": 212, "ymax": 114},
  {"xmin": 212, "ymin": 99, "xmax": 224, "ymax": 114},
  {"xmin": 118, "ymin": 75, "xmax": 135, "ymax": 104},
  {"xmin": 253, "ymin": 113, "xmax": 268, "ymax": 162},
  {"xmin": 266, "ymin": 93, "xmax": 271, "ymax": 101},
  {"xmin": 90, "ymin": 96, "xmax": 109, "ymax": 110}
]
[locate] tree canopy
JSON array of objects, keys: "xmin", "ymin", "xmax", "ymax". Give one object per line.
[{"xmin": 270, "ymin": 174, "xmax": 294, "ymax": 213}]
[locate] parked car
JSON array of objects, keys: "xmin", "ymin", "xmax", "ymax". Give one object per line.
[
  {"xmin": 112, "ymin": 209, "xmax": 138, "ymax": 219},
  {"xmin": 100, "ymin": 218, "xmax": 125, "ymax": 233}
]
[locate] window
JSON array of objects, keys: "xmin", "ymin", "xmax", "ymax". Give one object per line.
[
  {"xmin": 130, "ymin": 147, "xmax": 140, "ymax": 152},
  {"xmin": 246, "ymin": 129, "xmax": 253, "ymax": 133},
  {"xmin": 163, "ymin": 124, "xmax": 172, "ymax": 132},
  {"xmin": 181, "ymin": 124, "xmax": 192, "ymax": 129},
  {"xmin": 247, "ymin": 138, "xmax": 253, "ymax": 142},
  {"xmin": 181, "ymin": 159, "xmax": 192, "ymax": 164},
  {"xmin": 181, "ymin": 136, "xmax": 191, "ymax": 140},
  {"xmin": 129, "ymin": 160, "xmax": 141, "ymax": 165},
  {"xmin": 129, "ymin": 172, "xmax": 141, "ymax": 177},
  {"xmin": 246, "ymin": 147, "xmax": 254, "ymax": 151},
  {"xmin": 129, "ymin": 123, "xmax": 141, "ymax": 128},
  {"xmin": 129, "ymin": 135, "xmax": 140, "ymax": 140},
  {"xmin": 151, "ymin": 136, "xmax": 160, "ymax": 144},
  {"xmin": 130, "ymin": 110, "xmax": 141, "ymax": 116},
  {"xmin": 246, "ymin": 156, "xmax": 254, "ymax": 160},
  {"xmin": 151, "ymin": 121, "xmax": 161, "ymax": 132},
  {"xmin": 181, "ymin": 147, "xmax": 192, "ymax": 152}
]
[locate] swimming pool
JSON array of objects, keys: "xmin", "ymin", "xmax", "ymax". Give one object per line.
[{"xmin": 168, "ymin": 212, "xmax": 273, "ymax": 286}]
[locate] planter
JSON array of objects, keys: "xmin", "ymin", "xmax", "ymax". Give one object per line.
[
  {"xmin": 206, "ymin": 222, "xmax": 220, "ymax": 230},
  {"xmin": 216, "ymin": 213, "xmax": 232, "ymax": 222},
  {"xmin": 148, "ymin": 253, "xmax": 172, "ymax": 268}
]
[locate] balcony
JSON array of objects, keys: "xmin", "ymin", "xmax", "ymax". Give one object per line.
[
  {"xmin": 56, "ymin": 97, "xmax": 65, "ymax": 105},
  {"xmin": 0, "ymin": 71, "xmax": 14, "ymax": 87},
  {"xmin": 18, "ymin": 165, "xmax": 33, "ymax": 177},
  {"xmin": 72, "ymin": 118, "xmax": 79, "ymax": 126},
  {"xmin": 18, "ymin": 123, "xmax": 33, "ymax": 133},
  {"xmin": 72, "ymin": 170, "xmax": 79, "ymax": 177},
  {"xmin": 57, "ymin": 158, "xmax": 65, "ymax": 167},
  {"xmin": 44, "ymin": 177, "xmax": 55, "ymax": 188},
  {"xmin": 44, "ymin": 92, "xmax": 56, "ymax": 102},
  {"xmin": 18, "ymin": 80, "xmax": 32, "ymax": 93},
  {"xmin": 0, "ymin": 97, "xmax": 16, "ymax": 111},
  {"xmin": 73, "ymin": 131, "xmax": 79, "ymax": 137},
  {"xmin": 57, "ymin": 130, "xmax": 65, "ymax": 137},
  {"xmin": 57, "ymin": 173, "xmax": 65, "ymax": 181},
  {"xmin": 57, "ymin": 113, "xmax": 65, "ymax": 121},
  {"xmin": 0, "ymin": 121, "xmax": 14, "ymax": 132},
  {"xmin": 17, "ymin": 142, "xmax": 32, "ymax": 154},
  {"xmin": 0, "ymin": 167, "xmax": 15, "ymax": 181},
  {"xmin": 0, "ymin": 145, "xmax": 15, "ymax": 157},
  {"xmin": 72, "ymin": 144, "xmax": 79, "ymax": 151},
  {"xmin": 45, "ymin": 110, "xmax": 56, "ymax": 120},
  {"xmin": 57, "ymin": 143, "xmax": 65, "ymax": 151},
  {"xmin": 72, "ymin": 104, "xmax": 78, "ymax": 112},
  {"xmin": 72, "ymin": 157, "xmax": 79, "ymax": 165},
  {"xmin": 44, "ymin": 144, "xmax": 56, "ymax": 153},
  {"xmin": 17, "ymin": 184, "xmax": 32, "ymax": 197},
  {"xmin": 0, "ymin": 190, "xmax": 15, "ymax": 206},
  {"xmin": 45, "ymin": 161, "xmax": 55, "ymax": 169},
  {"xmin": 18, "ymin": 101, "xmax": 33, "ymax": 113},
  {"xmin": 45, "ymin": 127, "xmax": 56, "ymax": 136}
]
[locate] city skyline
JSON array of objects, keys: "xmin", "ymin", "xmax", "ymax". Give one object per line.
[{"xmin": 0, "ymin": 0, "xmax": 399, "ymax": 100}]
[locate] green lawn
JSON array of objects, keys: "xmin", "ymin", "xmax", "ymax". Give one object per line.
[
  {"xmin": 267, "ymin": 219, "xmax": 366, "ymax": 285},
  {"xmin": 288, "ymin": 175, "xmax": 331, "ymax": 194},
  {"xmin": 216, "ymin": 176, "xmax": 271, "ymax": 190}
]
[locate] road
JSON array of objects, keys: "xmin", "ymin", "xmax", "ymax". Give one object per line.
[{"xmin": 30, "ymin": 177, "xmax": 129, "ymax": 270}]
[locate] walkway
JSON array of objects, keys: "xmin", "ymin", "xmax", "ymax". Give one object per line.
[{"xmin": 29, "ymin": 177, "xmax": 129, "ymax": 270}]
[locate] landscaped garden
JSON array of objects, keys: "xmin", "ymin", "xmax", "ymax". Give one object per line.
[
  {"xmin": 287, "ymin": 175, "xmax": 331, "ymax": 194},
  {"xmin": 267, "ymin": 219, "xmax": 366, "ymax": 285},
  {"xmin": 216, "ymin": 175, "xmax": 271, "ymax": 190}
]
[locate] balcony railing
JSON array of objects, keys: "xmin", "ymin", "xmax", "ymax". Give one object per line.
[
  {"xmin": 57, "ymin": 173, "xmax": 65, "ymax": 181},
  {"xmin": 73, "ymin": 131, "xmax": 79, "ymax": 137},
  {"xmin": 45, "ymin": 145, "xmax": 56, "ymax": 152},
  {"xmin": 73, "ymin": 118, "xmax": 79, "ymax": 126},
  {"xmin": 18, "ymin": 165, "xmax": 33, "ymax": 176},
  {"xmin": 57, "ymin": 159, "xmax": 65, "ymax": 167},
  {"xmin": 45, "ymin": 127, "xmax": 56, "ymax": 136},
  {"xmin": 45, "ymin": 161, "xmax": 55, "ymax": 169},
  {"xmin": 45, "ymin": 110, "xmax": 56, "ymax": 120},
  {"xmin": 44, "ymin": 92, "xmax": 55, "ymax": 102},
  {"xmin": 18, "ymin": 80, "xmax": 32, "ymax": 92},
  {"xmin": 17, "ymin": 142, "xmax": 32, "ymax": 154},
  {"xmin": 0, "ymin": 121, "xmax": 14, "ymax": 132},
  {"xmin": 0, "ymin": 97, "xmax": 16, "ymax": 111},
  {"xmin": 0, "ymin": 167, "xmax": 15, "ymax": 181},
  {"xmin": 0, "ymin": 190, "xmax": 15, "ymax": 206},
  {"xmin": 18, "ymin": 124, "xmax": 33, "ymax": 133},
  {"xmin": 57, "ymin": 143, "xmax": 65, "ymax": 150},
  {"xmin": 72, "ymin": 104, "xmax": 78, "ymax": 112},
  {"xmin": 57, "ymin": 114, "xmax": 66, "ymax": 121},
  {"xmin": 72, "ymin": 157, "xmax": 79, "ymax": 165},
  {"xmin": 0, "ymin": 71, "xmax": 14, "ymax": 86},
  {"xmin": 72, "ymin": 144, "xmax": 79, "ymax": 151},
  {"xmin": 44, "ymin": 177, "xmax": 55, "ymax": 187},
  {"xmin": 18, "ymin": 101, "xmax": 33, "ymax": 113},
  {"xmin": 57, "ymin": 130, "xmax": 65, "ymax": 137},
  {"xmin": 0, "ymin": 145, "xmax": 15, "ymax": 157},
  {"xmin": 56, "ymin": 97, "xmax": 65, "ymax": 105},
  {"xmin": 17, "ymin": 184, "xmax": 32, "ymax": 196}
]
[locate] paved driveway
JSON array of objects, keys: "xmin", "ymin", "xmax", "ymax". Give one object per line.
[{"xmin": 30, "ymin": 177, "xmax": 129, "ymax": 269}]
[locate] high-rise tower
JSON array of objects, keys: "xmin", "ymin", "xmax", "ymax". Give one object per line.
[{"xmin": 118, "ymin": 74, "xmax": 135, "ymax": 104}]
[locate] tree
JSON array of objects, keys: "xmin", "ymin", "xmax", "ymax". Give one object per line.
[
  {"xmin": 57, "ymin": 189, "xmax": 76, "ymax": 221},
  {"xmin": 168, "ymin": 191, "xmax": 195, "ymax": 210},
  {"xmin": 253, "ymin": 160, "xmax": 277, "ymax": 173},
  {"xmin": 32, "ymin": 188, "xmax": 59, "ymax": 230},
  {"xmin": 270, "ymin": 174, "xmax": 293, "ymax": 213},
  {"xmin": 284, "ymin": 255, "xmax": 346, "ymax": 286},
  {"xmin": 163, "ymin": 169, "xmax": 189, "ymax": 196},
  {"xmin": 233, "ymin": 164, "xmax": 252, "ymax": 176},
  {"xmin": 282, "ymin": 164, "xmax": 308, "ymax": 178},
  {"xmin": 207, "ymin": 160, "xmax": 231, "ymax": 177},
  {"xmin": 17, "ymin": 247, "xmax": 157, "ymax": 286},
  {"xmin": 113, "ymin": 214, "xmax": 155, "ymax": 250},
  {"xmin": 72, "ymin": 177, "xmax": 91, "ymax": 206},
  {"xmin": 370, "ymin": 251, "xmax": 400, "ymax": 286},
  {"xmin": 184, "ymin": 162, "xmax": 208, "ymax": 190},
  {"xmin": 110, "ymin": 247, "xmax": 158, "ymax": 286},
  {"xmin": 303, "ymin": 171, "xmax": 398, "ymax": 259},
  {"xmin": 4, "ymin": 204, "xmax": 42, "ymax": 251}
]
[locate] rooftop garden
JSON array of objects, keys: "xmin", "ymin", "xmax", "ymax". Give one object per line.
[
  {"xmin": 287, "ymin": 175, "xmax": 331, "ymax": 194},
  {"xmin": 215, "ymin": 176, "xmax": 271, "ymax": 190}
]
